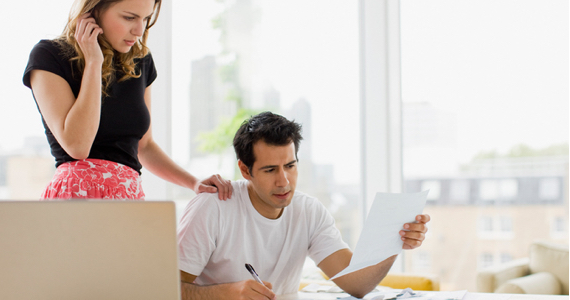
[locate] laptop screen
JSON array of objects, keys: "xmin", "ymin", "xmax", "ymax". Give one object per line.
[{"xmin": 0, "ymin": 201, "xmax": 180, "ymax": 300}]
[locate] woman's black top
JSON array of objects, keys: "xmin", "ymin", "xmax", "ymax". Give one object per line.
[{"xmin": 23, "ymin": 40, "xmax": 157, "ymax": 174}]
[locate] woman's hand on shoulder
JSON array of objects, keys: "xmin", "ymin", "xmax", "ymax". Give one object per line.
[
  {"xmin": 193, "ymin": 174, "xmax": 233, "ymax": 200},
  {"xmin": 75, "ymin": 13, "xmax": 104, "ymax": 65}
]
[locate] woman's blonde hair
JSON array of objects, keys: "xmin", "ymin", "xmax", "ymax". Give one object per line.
[{"xmin": 58, "ymin": 0, "xmax": 162, "ymax": 97}]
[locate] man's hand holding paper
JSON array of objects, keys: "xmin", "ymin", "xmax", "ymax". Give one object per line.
[
  {"xmin": 330, "ymin": 191, "xmax": 431, "ymax": 281},
  {"xmin": 401, "ymin": 214, "xmax": 430, "ymax": 250}
]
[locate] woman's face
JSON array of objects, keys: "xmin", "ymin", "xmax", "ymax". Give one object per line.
[{"xmin": 98, "ymin": 0, "xmax": 155, "ymax": 53}]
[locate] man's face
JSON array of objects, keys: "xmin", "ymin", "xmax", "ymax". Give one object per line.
[{"xmin": 239, "ymin": 140, "xmax": 298, "ymax": 219}]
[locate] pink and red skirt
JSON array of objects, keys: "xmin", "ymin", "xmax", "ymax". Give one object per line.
[{"xmin": 41, "ymin": 159, "xmax": 145, "ymax": 200}]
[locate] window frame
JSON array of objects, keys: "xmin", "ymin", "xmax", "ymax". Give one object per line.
[
  {"xmin": 143, "ymin": 0, "xmax": 173, "ymax": 200},
  {"xmin": 146, "ymin": 0, "xmax": 404, "ymax": 208},
  {"xmin": 147, "ymin": 0, "xmax": 404, "ymax": 267}
]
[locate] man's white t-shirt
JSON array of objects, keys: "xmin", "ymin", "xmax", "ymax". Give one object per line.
[{"xmin": 177, "ymin": 180, "xmax": 349, "ymax": 295}]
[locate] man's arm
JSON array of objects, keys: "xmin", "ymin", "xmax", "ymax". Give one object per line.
[
  {"xmin": 318, "ymin": 249, "xmax": 397, "ymax": 298},
  {"xmin": 180, "ymin": 270, "xmax": 276, "ymax": 300},
  {"xmin": 318, "ymin": 214, "xmax": 431, "ymax": 298}
]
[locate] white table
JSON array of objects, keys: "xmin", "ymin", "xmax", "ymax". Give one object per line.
[{"xmin": 277, "ymin": 291, "xmax": 570, "ymax": 300}]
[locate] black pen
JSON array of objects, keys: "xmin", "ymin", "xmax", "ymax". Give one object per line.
[{"xmin": 245, "ymin": 263, "xmax": 264, "ymax": 284}]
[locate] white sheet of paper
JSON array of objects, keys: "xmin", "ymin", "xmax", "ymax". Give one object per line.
[{"xmin": 330, "ymin": 191, "xmax": 428, "ymax": 280}]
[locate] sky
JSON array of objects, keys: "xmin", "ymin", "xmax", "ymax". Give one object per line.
[
  {"xmin": 400, "ymin": 0, "xmax": 569, "ymax": 162},
  {"xmin": 1, "ymin": 0, "xmax": 568, "ymax": 184}
]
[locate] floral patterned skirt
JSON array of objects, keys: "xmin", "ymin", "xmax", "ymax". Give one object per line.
[{"xmin": 41, "ymin": 159, "xmax": 145, "ymax": 200}]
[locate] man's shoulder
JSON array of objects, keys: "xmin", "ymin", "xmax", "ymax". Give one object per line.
[{"xmin": 184, "ymin": 191, "xmax": 221, "ymax": 216}]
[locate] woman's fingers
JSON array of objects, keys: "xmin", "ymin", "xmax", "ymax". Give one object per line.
[
  {"xmin": 77, "ymin": 18, "xmax": 100, "ymax": 40},
  {"xmin": 75, "ymin": 14, "xmax": 92, "ymax": 37},
  {"xmin": 195, "ymin": 175, "xmax": 233, "ymax": 200},
  {"xmin": 85, "ymin": 22, "xmax": 103, "ymax": 39},
  {"xmin": 76, "ymin": 13, "xmax": 101, "ymax": 41},
  {"xmin": 74, "ymin": 13, "xmax": 104, "ymax": 63}
]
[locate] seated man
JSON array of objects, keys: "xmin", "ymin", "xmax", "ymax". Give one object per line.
[{"xmin": 177, "ymin": 111, "xmax": 430, "ymax": 300}]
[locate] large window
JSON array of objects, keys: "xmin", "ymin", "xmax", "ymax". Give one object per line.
[
  {"xmin": 0, "ymin": 0, "xmax": 73, "ymax": 199},
  {"xmin": 401, "ymin": 0, "xmax": 568, "ymax": 291},
  {"xmin": 169, "ymin": 0, "xmax": 363, "ymax": 246}
]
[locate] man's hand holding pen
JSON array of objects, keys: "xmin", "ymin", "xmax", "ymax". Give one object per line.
[
  {"xmin": 242, "ymin": 264, "xmax": 275, "ymax": 300},
  {"xmin": 400, "ymin": 214, "xmax": 431, "ymax": 250},
  {"xmin": 226, "ymin": 279, "xmax": 275, "ymax": 300}
]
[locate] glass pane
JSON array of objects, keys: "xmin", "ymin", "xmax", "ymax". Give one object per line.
[
  {"xmin": 171, "ymin": 0, "xmax": 361, "ymax": 246},
  {"xmin": 0, "ymin": 0, "xmax": 74, "ymax": 200},
  {"xmin": 401, "ymin": 0, "xmax": 568, "ymax": 290}
]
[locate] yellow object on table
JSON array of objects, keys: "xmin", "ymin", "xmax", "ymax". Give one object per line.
[
  {"xmin": 379, "ymin": 273, "xmax": 440, "ymax": 291},
  {"xmin": 307, "ymin": 270, "xmax": 439, "ymax": 291}
]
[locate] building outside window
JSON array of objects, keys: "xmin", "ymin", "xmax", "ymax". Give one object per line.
[
  {"xmin": 499, "ymin": 216, "xmax": 513, "ymax": 233},
  {"xmin": 421, "ymin": 180, "xmax": 441, "ymax": 201},
  {"xmin": 479, "ymin": 253, "xmax": 494, "ymax": 269},
  {"xmin": 401, "ymin": 0, "xmax": 568, "ymax": 291},
  {"xmin": 540, "ymin": 177, "xmax": 561, "ymax": 200},
  {"xmin": 479, "ymin": 179, "xmax": 518, "ymax": 202},
  {"xmin": 551, "ymin": 216, "xmax": 568, "ymax": 240},
  {"xmin": 498, "ymin": 179, "xmax": 518, "ymax": 200},
  {"xmin": 480, "ymin": 180, "xmax": 500, "ymax": 202},
  {"xmin": 479, "ymin": 216, "xmax": 494, "ymax": 233},
  {"xmin": 449, "ymin": 179, "xmax": 470, "ymax": 204}
]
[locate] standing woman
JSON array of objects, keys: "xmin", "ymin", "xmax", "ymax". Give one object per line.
[{"xmin": 23, "ymin": 0, "xmax": 232, "ymax": 200}]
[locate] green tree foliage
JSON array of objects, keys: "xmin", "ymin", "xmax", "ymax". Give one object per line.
[
  {"xmin": 197, "ymin": 108, "xmax": 260, "ymax": 154},
  {"xmin": 472, "ymin": 143, "xmax": 569, "ymax": 161},
  {"xmin": 197, "ymin": 0, "xmax": 265, "ymax": 156}
]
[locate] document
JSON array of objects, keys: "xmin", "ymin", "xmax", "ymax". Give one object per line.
[
  {"xmin": 331, "ymin": 191, "xmax": 428, "ymax": 280},
  {"xmin": 381, "ymin": 290, "xmax": 467, "ymax": 300}
]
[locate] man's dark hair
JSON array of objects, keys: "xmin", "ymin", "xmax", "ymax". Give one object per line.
[{"xmin": 233, "ymin": 111, "xmax": 303, "ymax": 175}]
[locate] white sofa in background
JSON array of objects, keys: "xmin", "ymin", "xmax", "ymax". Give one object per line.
[{"xmin": 477, "ymin": 241, "xmax": 569, "ymax": 295}]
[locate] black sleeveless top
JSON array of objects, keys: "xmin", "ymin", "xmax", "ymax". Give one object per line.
[{"xmin": 23, "ymin": 40, "xmax": 157, "ymax": 174}]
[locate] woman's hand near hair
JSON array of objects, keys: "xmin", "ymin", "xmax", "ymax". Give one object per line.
[
  {"xmin": 75, "ymin": 13, "xmax": 104, "ymax": 65},
  {"xmin": 30, "ymin": 13, "xmax": 105, "ymax": 159}
]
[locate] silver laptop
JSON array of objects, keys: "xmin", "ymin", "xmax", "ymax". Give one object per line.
[{"xmin": 0, "ymin": 201, "xmax": 180, "ymax": 300}]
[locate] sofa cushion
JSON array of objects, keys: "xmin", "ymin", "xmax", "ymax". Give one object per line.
[
  {"xmin": 530, "ymin": 241, "xmax": 569, "ymax": 295},
  {"xmin": 477, "ymin": 258, "xmax": 530, "ymax": 293},
  {"xmin": 496, "ymin": 272, "xmax": 562, "ymax": 295}
]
